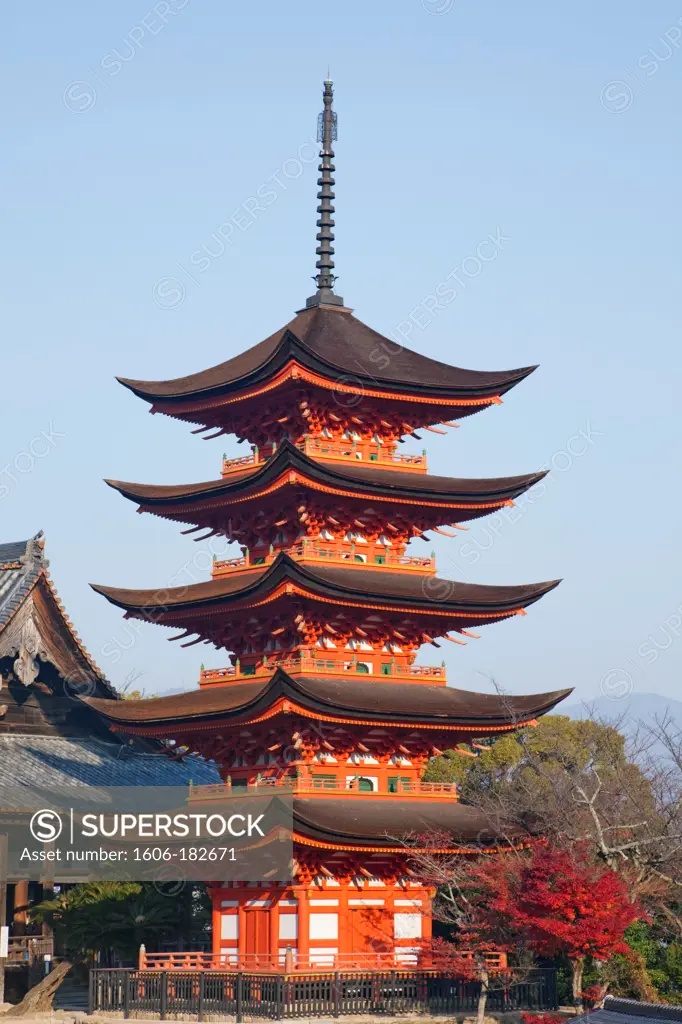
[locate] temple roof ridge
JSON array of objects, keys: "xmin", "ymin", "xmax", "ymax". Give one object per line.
[
  {"xmin": 91, "ymin": 550, "xmax": 561, "ymax": 616},
  {"xmin": 84, "ymin": 666, "xmax": 572, "ymax": 730},
  {"xmin": 116, "ymin": 305, "xmax": 537, "ymax": 404}
]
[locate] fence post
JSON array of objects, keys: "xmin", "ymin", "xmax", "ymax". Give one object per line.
[
  {"xmin": 549, "ymin": 968, "xmax": 559, "ymax": 1011},
  {"xmin": 333, "ymin": 971, "xmax": 340, "ymax": 1018},
  {"xmin": 198, "ymin": 971, "xmax": 205, "ymax": 1022},
  {"xmin": 160, "ymin": 971, "xmax": 168, "ymax": 1021},
  {"xmin": 236, "ymin": 972, "xmax": 243, "ymax": 1023},
  {"xmin": 88, "ymin": 969, "xmax": 94, "ymax": 1015},
  {"xmin": 123, "ymin": 971, "xmax": 131, "ymax": 1020}
]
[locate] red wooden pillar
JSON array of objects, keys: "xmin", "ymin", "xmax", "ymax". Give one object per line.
[
  {"xmin": 338, "ymin": 884, "xmax": 350, "ymax": 959},
  {"xmin": 211, "ymin": 890, "xmax": 221, "ymax": 960},
  {"xmin": 297, "ymin": 888, "xmax": 310, "ymax": 967},
  {"xmin": 269, "ymin": 895, "xmax": 280, "ymax": 966},
  {"xmin": 12, "ymin": 881, "xmax": 29, "ymax": 935},
  {"xmin": 237, "ymin": 902, "xmax": 247, "ymax": 964}
]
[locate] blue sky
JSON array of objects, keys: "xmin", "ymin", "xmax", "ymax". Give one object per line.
[{"xmin": 2, "ymin": 0, "xmax": 681, "ymax": 706}]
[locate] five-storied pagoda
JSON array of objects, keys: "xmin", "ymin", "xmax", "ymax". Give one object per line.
[{"xmin": 88, "ymin": 79, "xmax": 570, "ymax": 969}]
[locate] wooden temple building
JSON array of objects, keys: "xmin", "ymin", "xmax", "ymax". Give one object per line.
[
  {"xmin": 87, "ymin": 79, "xmax": 570, "ymax": 970},
  {"xmin": 0, "ymin": 533, "xmax": 218, "ymax": 993}
]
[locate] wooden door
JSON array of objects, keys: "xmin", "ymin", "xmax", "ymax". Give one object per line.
[{"xmin": 244, "ymin": 909, "xmax": 270, "ymax": 962}]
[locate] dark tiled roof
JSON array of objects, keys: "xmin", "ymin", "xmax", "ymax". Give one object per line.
[
  {"xmin": 118, "ymin": 307, "xmax": 536, "ymax": 402},
  {"xmin": 0, "ymin": 534, "xmax": 45, "ymax": 630},
  {"xmin": 292, "ymin": 797, "xmax": 514, "ymax": 847},
  {"xmin": 0, "ymin": 533, "xmax": 118, "ymax": 699},
  {"xmin": 84, "ymin": 670, "xmax": 571, "ymax": 729},
  {"xmin": 585, "ymin": 997, "xmax": 682, "ymax": 1024},
  {"xmin": 105, "ymin": 441, "xmax": 546, "ymax": 509},
  {"xmin": 92, "ymin": 554, "xmax": 560, "ymax": 618},
  {"xmin": 0, "ymin": 734, "xmax": 220, "ymax": 794}
]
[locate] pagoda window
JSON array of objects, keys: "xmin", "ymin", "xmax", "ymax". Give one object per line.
[
  {"xmin": 350, "ymin": 776, "xmax": 376, "ymax": 792},
  {"xmin": 311, "ymin": 774, "xmax": 337, "ymax": 790},
  {"xmin": 242, "ymin": 665, "xmax": 256, "ymax": 676},
  {"xmin": 252, "ymin": 556, "xmax": 266, "ymax": 565},
  {"xmin": 231, "ymin": 778, "xmax": 248, "ymax": 791},
  {"xmin": 356, "ymin": 662, "xmax": 371, "ymax": 674},
  {"xmin": 388, "ymin": 776, "xmax": 413, "ymax": 793},
  {"xmin": 381, "ymin": 663, "xmax": 392, "ymax": 676},
  {"xmin": 354, "ymin": 554, "xmax": 367, "ymax": 563},
  {"xmin": 374, "ymin": 554, "xmax": 386, "ymax": 564}
]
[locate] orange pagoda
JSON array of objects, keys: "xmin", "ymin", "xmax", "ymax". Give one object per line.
[{"xmin": 88, "ymin": 78, "xmax": 569, "ymax": 970}]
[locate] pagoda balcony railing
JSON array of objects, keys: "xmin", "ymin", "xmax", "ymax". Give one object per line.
[
  {"xmin": 220, "ymin": 440, "xmax": 428, "ymax": 476},
  {"xmin": 212, "ymin": 541, "xmax": 436, "ymax": 576},
  {"xmin": 221, "ymin": 452, "xmax": 260, "ymax": 475},
  {"xmin": 188, "ymin": 777, "xmax": 458, "ymax": 799},
  {"xmin": 299, "ymin": 437, "xmax": 427, "ymax": 471},
  {"xmin": 199, "ymin": 656, "xmax": 447, "ymax": 684}
]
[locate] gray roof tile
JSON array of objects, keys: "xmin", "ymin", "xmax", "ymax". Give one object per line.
[{"xmin": 0, "ymin": 734, "xmax": 220, "ymax": 791}]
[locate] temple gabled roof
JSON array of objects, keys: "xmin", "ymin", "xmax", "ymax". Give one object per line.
[
  {"xmin": 91, "ymin": 552, "xmax": 560, "ymax": 624},
  {"xmin": 0, "ymin": 533, "xmax": 117, "ymax": 700},
  {"xmin": 84, "ymin": 668, "xmax": 571, "ymax": 732},
  {"xmin": 118, "ymin": 306, "xmax": 536, "ymax": 405},
  {"xmin": 104, "ymin": 440, "xmax": 547, "ymax": 521}
]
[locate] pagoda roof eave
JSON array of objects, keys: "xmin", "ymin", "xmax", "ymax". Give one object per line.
[
  {"xmin": 116, "ymin": 307, "xmax": 537, "ymax": 405},
  {"xmin": 291, "ymin": 797, "xmax": 525, "ymax": 851},
  {"xmin": 91, "ymin": 553, "xmax": 561, "ymax": 620},
  {"xmin": 82, "ymin": 668, "xmax": 572, "ymax": 731},
  {"xmin": 103, "ymin": 441, "xmax": 548, "ymax": 510}
]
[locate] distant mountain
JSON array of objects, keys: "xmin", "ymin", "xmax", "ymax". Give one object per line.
[
  {"xmin": 556, "ymin": 692, "xmax": 682, "ymax": 729},
  {"xmin": 550, "ymin": 692, "xmax": 682, "ymax": 760}
]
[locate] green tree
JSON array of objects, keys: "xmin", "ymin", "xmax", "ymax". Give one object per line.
[{"xmin": 31, "ymin": 881, "xmax": 210, "ymax": 965}]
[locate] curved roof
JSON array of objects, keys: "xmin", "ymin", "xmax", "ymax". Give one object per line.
[
  {"xmin": 0, "ymin": 533, "xmax": 117, "ymax": 700},
  {"xmin": 83, "ymin": 669, "xmax": 571, "ymax": 730},
  {"xmin": 292, "ymin": 797, "xmax": 517, "ymax": 849},
  {"xmin": 104, "ymin": 441, "xmax": 546, "ymax": 514},
  {"xmin": 91, "ymin": 553, "xmax": 560, "ymax": 620},
  {"xmin": 118, "ymin": 306, "xmax": 536, "ymax": 403}
]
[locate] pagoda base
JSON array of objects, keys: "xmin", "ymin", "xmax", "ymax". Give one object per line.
[{"xmin": 206, "ymin": 881, "xmax": 432, "ymax": 969}]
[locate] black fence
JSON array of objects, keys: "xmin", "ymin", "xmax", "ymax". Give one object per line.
[{"xmin": 89, "ymin": 968, "xmax": 558, "ymax": 1019}]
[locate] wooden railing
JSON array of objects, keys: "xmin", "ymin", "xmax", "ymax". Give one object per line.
[
  {"xmin": 187, "ymin": 777, "xmax": 458, "ymax": 799},
  {"xmin": 92, "ymin": 963, "xmax": 559, "ymax": 1018},
  {"xmin": 138, "ymin": 949, "xmax": 507, "ymax": 972},
  {"xmin": 299, "ymin": 437, "xmax": 427, "ymax": 471},
  {"xmin": 220, "ymin": 439, "xmax": 429, "ymax": 477},
  {"xmin": 7, "ymin": 935, "xmax": 54, "ymax": 963},
  {"xmin": 199, "ymin": 657, "xmax": 446, "ymax": 684},
  {"xmin": 212, "ymin": 541, "xmax": 436, "ymax": 576}
]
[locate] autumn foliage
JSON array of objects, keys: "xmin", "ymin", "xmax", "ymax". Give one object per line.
[
  {"xmin": 502, "ymin": 845, "xmax": 639, "ymax": 960},
  {"xmin": 418, "ymin": 839, "xmax": 643, "ymax": 1007}
]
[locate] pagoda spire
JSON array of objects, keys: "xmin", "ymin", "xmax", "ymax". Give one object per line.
[{"xmin": 306, "ymin": 76, "xmax": 345, "ymax": 309}]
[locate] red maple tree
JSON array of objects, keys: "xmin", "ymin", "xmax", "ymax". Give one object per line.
[
  {"xmin": 411, "ymin": 835, "xmax": 643, "ymax": 1013},
  {"xmin": 495, "ymin": 844, "xmax": 642, "ymax": 1005}
]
